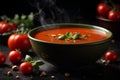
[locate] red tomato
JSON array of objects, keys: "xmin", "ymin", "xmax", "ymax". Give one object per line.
[
  {"xmin": 8, "ymin": 34, "xmax": 31, "ymax": 52},
  {"xmin": 9, "ymin": 22, "xmax": 18, "ymax": 30},
  {"xmin": 97, "ymin": 3, "xmax": 111, "ymax": 18},
  {"xmin": 0, "ymin": 21, "xmax": 12, "ymax": 34},
  {"xmin": 20, "ymin": 62, "xmax": 32, "ymax": 74},
  {"xmin": 0, "ymin": 53, "xmax": 6, "ymax": 65},
  {"xmin": 105, "ymin": 51, "xmax": 118, "ymax": 62},
  {"xmin": 108, "ymin": 10, "xmax": 120, "ymax": 21},
  {"xmin": 8, "ymin": 50, "xmax": 23, "ymax": 64}
]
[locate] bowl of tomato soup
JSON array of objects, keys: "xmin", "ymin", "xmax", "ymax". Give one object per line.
[{"xmin": 28, "ymin": 23, "xmax": 112, "ymax": 70}]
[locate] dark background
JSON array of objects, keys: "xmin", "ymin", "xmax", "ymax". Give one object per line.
[
  {"xmin": 0, "ymin": 0, "xmax": 34, "ymax": 16},
  {"xmin": 0, "ymin": 0, "xmax": 105, "ymax": 18},
  {"xmin": 0, "ymin": 0, "xmax": 120, "ymax": 18}
]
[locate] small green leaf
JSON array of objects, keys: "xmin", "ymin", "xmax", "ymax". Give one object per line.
[
  {"xmin": 72, "ymin": 33, "xmax": 81, "ymax": 40},
  {"xmin": 65, "ymin": 32, "xmax": 73, "ymax": 39},
  {"xmin": 14, "ymin": 14, "xmax": 19, "ymax": 20},
  {"xmin": 0, "ymin": 15, "xmax": 9, "ymax": 21},
  {"xmin": 28, "ymin": 13, "xmax": 34, "ymax": 21},
  {"xmin": 21, "ymin": 14, "xmax": 26, "ymax": 20},
  {"xmin": 31, "ymin": 60, "xmax": 44, "ymax": 72},
  {"xmin": 25, "ymin": 55, "xmax": 33, "ymax": 62},
  {"xmin": 36, "ymin": 60, "xmax": 44, "ymax": 65}
]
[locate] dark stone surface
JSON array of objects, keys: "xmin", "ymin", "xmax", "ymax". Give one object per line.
[{"xmin": 0, "ymin": 41, "xmax": 120, "ymax": 80}]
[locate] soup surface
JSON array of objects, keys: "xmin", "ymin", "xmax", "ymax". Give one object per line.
[{"xmin": 34, "ymin": 27, "xmax": 109, "ymax": 44}]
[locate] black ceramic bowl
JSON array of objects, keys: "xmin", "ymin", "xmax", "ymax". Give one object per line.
[{"xmin": 28, "ymin": 23, "xmax": 112, "ymax": 70}]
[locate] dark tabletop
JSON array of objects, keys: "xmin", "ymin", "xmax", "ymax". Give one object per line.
[{"xmin": 0, "ymin": 17, "xmax": 120, "ymax": 80}]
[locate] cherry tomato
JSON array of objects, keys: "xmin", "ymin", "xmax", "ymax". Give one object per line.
[
  {"xmin": 8, "ymin": 34, "xmax": 31, "ymax": 52},
  {"xmin": 0, "ymin": 53, "xmax": 6, "ymax": 65},
  {"xmin": 105, "ymin": 51, "xmax": 118, "ymax": 62},
  {"xmin": 108, "ymin": 10, "xmax": 120, "ymax": 21},
  {"xmin": 97, "ymin": 3, "xmax": 111, "ymax": 18},
  {"xmin": 0, "ymin": 21, "xmax": 12, "ymax": 34},
  {"xmin": 8, "ymin": 50, "xmax": 23, "ymax": 64},
  {"xmin": 9, "ymin": 22, "xmax": 18, "ymax": 30},
  {"xmin": 20, "ymin": 62, "xmax": 32, "ymax": 74}
]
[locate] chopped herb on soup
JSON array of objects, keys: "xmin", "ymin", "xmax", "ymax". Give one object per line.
[{"xmin": 48, "ymin": 32, "xmax": 89, "ymax": 40}]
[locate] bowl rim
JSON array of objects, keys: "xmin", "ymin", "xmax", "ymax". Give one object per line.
[
  {"xmin": 97, "ymin": 16, "xmax": 120, "ymax": 22},
  {"xmin": 28, "ymin": 23, "xmax": 112, "ymax": 45}
]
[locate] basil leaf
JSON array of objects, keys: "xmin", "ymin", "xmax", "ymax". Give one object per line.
[{"xmin": 25, "ymin": 55, "xmax": 33, "ymax": 62}]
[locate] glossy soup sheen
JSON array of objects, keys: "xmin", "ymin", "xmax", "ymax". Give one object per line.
[{"xmin": 34, "ymin": 27, "xmax": 109, "ymax": 44}]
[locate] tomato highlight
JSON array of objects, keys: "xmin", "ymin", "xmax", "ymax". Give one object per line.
[
  {"xmin": 97, "ymin": 3, "xmax": 111, "ymax": 18},
  {"xmin": 8, "ymin": 34, "xmax": 31, "ymax": 52},
  {"xmin": 8, "ymin": 50, "xmax": 23, "ymax": 64},
  {"xmin": 105, "ymin": 51, "xmax": 118, "ymax": 62},
  {"xmin": 19, "ymin": 62, "xmax": 32, "ymax": 74}
]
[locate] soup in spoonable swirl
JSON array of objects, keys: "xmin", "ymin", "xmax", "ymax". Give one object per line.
[{"xmin": 34, "ymin": 27, "xmax": 109, "ymax": 44}]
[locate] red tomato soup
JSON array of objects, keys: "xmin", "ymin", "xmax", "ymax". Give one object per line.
[{"xmin": 34, "ymin": 27, "xmax": 109, "ymax": 44}]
